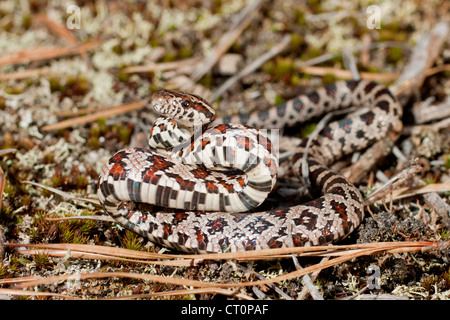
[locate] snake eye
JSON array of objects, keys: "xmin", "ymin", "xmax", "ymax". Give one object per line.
[{"xmin": 182, "ymin": 100, "xmax": 191, "ymax": 108}]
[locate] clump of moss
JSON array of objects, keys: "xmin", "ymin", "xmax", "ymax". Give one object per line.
[
  {"xmin": 49, "ymin": 166, "xmax": 90, "ymax": 191},
  {"xmin": 48, "ymin": 75, "xmax": 91, "ymax": 101},
  {"xmin": 32, "ymin": 252, "xmax": 51, "ymax": 270},
  {"xmin": 263, "ymin": 57, "xmax": 297, "ymax": 85},
  {"xmin": 0, "ymin": 263, "xmax": 10, "ymax": 279},
  {"xmin": 387, "ymin": 47, "xmax": 404, "ymax": 64},
  {"xmin": 21, "ymin": 14, "xmax": 32, "ymax": 29},
  {"xmin": 4, "ymin": 85, "xmax": 25, "ymax": 95},
  {"xmin": 57, "ymin": 219, "xmax": 97, "ymax": 244},
  {"xmin": 111, "ymin": 123, "xmax": 134, "ymax": 144},
  {"xmin": 294, "ymin": 9, "xmax": 307, "ymax": 26},
  {"xmin": 443, "ymin": 153, "xmax": 450, "ymax": 170},
  {"xmin": 322, "ymin": 73, "xmax": 337, "ymax": 86},
  {"xmin": 0, "ymin": 96, "xmax": 6, "ymax": 110},
  {"xmin": 122, "ymin": 230, "xmax": 143, "ymax": 251}
]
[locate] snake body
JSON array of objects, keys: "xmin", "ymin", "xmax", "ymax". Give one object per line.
[{"xmin": 97, "ymin": 80, "xmax": 402, "ymax": 253}]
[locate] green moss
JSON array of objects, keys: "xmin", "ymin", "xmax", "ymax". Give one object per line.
[
  {"xmin": 444, "ymin": 269, "xmax": 450, "ymax": 288},
  {"xmin": 21, "ymin": 14, "xmax": 32, "ymax": 29},
  {"xmin": 302, "ymin": 47, "xmax": 322, "ymax": 61},
  {"xmin": 443, "ymin": 154, "xmax": 450, "ymax": 170},
  {"xmin": 2, "ymin": 19, "xmax": 13, "ymax": 32},
  {"xmin": 274, "ymin": 94, "xmax": 284, "ymax": 106},
  {"xmin": 32, "ymin": 252, "xmax": 50, "ymax": 269},
  {"xmin": 263, "ymin": 60, "xmax": 275, "ymax": 76},
  {"xmin": 58, "ymin": 221, "xmax": 90, "ymax": 244},
  {"xmin": 163, "ymin": 52, "xmax": 176, "ymax": 63},
  {"xmin": 294, "ymin": 9, "xmax": 306, "ymax": 26},
  {"xmin": 118, "ymin": 71, "xmax": 130, "ymax": 82},
  {"xmin": 322, "ymin": 73, "xmax": 337, "ymax": 86},
  {"xmin": 96, "ymin": 118, "xmax": 108, "ymax": 129},
  {"xmin": 423, "ymin": 173, "xmax": 437, "ymax": 184},
  {"xmin": 0, "ymin": 202, "xmax": 17, "ymax": 227},
  {"xmin": 387, "ymin": 47, "xmax": 404, "ymax": 63},
  {"xmin": 378, "ymin": 28, "xmax": 408, "ymax": 42},
  {"xmin": 276, "ymin": 57, "xmax": 295, "ymax": 77},
  {"xmin": 290, "ymin": 33, "xmax": 304, "ymax": 51},
  {"xmin": 66, "ymin": 76, "xmax": 90, "ymax": 96},
  {"xmin": 290, "ymin": 74, "xmax": 301, "ymax": 86},
  {"xmin": 48, "ymin": 77, "xmax": 62, "ymax": 93},
  {"xmin": 4, "ymin": 85, "xmax": 25, "ymax": 95},
  {"xmin": 300, "ymin": 123, "xmax": 317, "ymax": 138},
  {"xmin": 198, "ymin": 75, "xmax": 212, "ymax": 89},
  {"xmin": 439, "ymin": 228, "xmax": 450, "ymax": 240},
  {"xmin": 119, "ymin": 126, "xmax": 133, "ymax": 143},
  {"xmin": 78, "ymin": 218, "xmax": 96, "ymax": 234},
  {"xmin": 308, "ymin": 0, "xmax": 323, "ymax": 14},
  {"xmin": 0, "ymin": 263, "xmax": 10, "ymax": 279},
  {"xmin": 122, "ymin": 230, "xmax": 143, "ymax": 251},
  {"xmin": 0, "ymin": 96, "xmax": 6, "ymax": 110},
  {"xmin": 87, "ymin": 136, "xmax": 100, "ymax": 149},
  {"xmin": 112, "ymin": 43, "xmax": 124, "ymax": 55},
  {"xmin": 179, "ymin": 47, "xmax": 193, "ymax": 59},
  {"xmin": 264, "ymin": 57, "xmax": 296, "ymax": 83},
  {"xmin": 420, "ymin": 274, "xmax": 439, "ymax": 293}
]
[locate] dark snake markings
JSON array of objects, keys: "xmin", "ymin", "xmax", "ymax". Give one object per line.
[{"xmin": 97, "ymin": 80, "xmax": 402, "ymax": 253}]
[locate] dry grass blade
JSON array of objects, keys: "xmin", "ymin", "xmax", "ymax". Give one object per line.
[
  {"xmin": 17, "ymin": 249, "xmax": 193, "ymax": 267},
  {"xmin": 13, "ymin": 271, "xmax": 220, "ymax": 289},
  {"xmin": 0, "ymin": 68, "xmax": 53, "ymax": 81},
  {"xmin": 0, "ymin": 166, "xmax": 4, "ymax": 210},
  {"xmin": 40, "ymin": 100, "xmax": 145, "ymax": 131},
  {"xmin": 34, "ymin": 14, "xmax": 79, "ymax": 46},
  {"xmin": 4, "ymin": 243, "xmax": 182, "ymax": 260},
  {"xmin": 0, "ymin": 275, "xmax": 42, "ymax": 285},
  {"xmin": 0, "ymin": 288, "xmax": 81, "ymax": 300},
  {"xmin": 0, "ymin": 148, "xmax": 16, "ymax": 210},
  {"xmin": 364, "ymin": 161, "xmax": 423, "ymax": 205},
  {"xmin": 21, "ymin": 180, "xmax": 100, "ymax": 206},
  {"xmin": 389, "ymin": 183, "xmax": 450, "ymax": 201},
  {"xmin": 45, "ymin": 215, "xmax": 114, "ymax": 222},
  {"xmin": 179, "ymin": 241, "xmax": 438, "ymax": 261},
  {"xmin": 9, "ymin": 247, "xmax": 394, "ymax": 290},
  {"xmin": 212, "ymin": 34, "xmax": 291, "ymax": 100},
  {"xmin": 395, "ymin": 22, "xmax": 448, "ymax": 98},
  {"xmin": 102, "ymin": 287, "xmax": 254, "ymax": 300},
  {"xmin": 0, "ymin": 148, "xmax": 17, "ymax": 157},
  {"xmin": 299, "ymin": 66, "xmax": 400, "ymax": 81},
  {"xmin": 122, "ymin": 57, "xmax": 202, "ymax": 73},
  {"xmin": 3, "ymin": 241, "xmax": 443, "ymax": 294},
  {"xmin": 0, "ymin": 40, "xmax": 101, "ymax": 66},
  {"xmin": 6, "ymin": 241, "xmax": 439, "ymax": 262},
  {"xmin": 190, "ymin": 0, "xmax": 264, "ymax": 81}
]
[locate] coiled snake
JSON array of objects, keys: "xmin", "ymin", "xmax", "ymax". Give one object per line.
[{"xmin": 97, "ymin": 80, "xmax": 402, "ymax": 253}]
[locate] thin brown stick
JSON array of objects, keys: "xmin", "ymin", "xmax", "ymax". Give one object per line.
[
  {"xmin": 0, "ymin": 40, "xmax": 101, "ymax": 66},
  {"xmin": 17, "ymin": 249, "xmax": 193, "ymax": 267},
  {"xmin": 102, "ymin": 287, "xmax": 254, "ymax": 300},
  {"xmin": 190, "ymin": 0, "xmax": 264, "ymax": 82},
  {"xmin": 10, "ymin": 246, "xmax": 402, "ymax": 289},
  {"xmin": 299, "ymin": 66, "xmax": 400, "ymax": 81},
  {"xmin": 0, "ymin": 68, "xmax": 53, "ymax": 81},
  {"xmin": 40, "ymin": 100, "xmax": 145, "ymax": 131},
  {"xmin": 6, "ymin": 241, "xmax": 440, "ymax": 263},
  {"xmin": 34, "ymin": 14, "xmax": 79, "ymax": 46},
  {"xmin": 122, "ymin": 57, "xmax": 202, "ymax": 74},
  {"xmin": 212, "ymin": 34, "xmax": 291, "ymax": 100},
  {"xmin": 0, "ymin": 288, "xmax": 81, "ymax": 300},
  {"xmin": 394, "ymin": 22, "xmax": 449, "ymax": 99}
]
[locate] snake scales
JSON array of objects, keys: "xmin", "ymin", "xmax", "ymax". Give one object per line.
[{"xmin": 97, "ymin": 80, "xmax": 402, "ymax": 253}]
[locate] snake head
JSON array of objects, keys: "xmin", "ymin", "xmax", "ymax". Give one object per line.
[{"xmin": 151, "ymin": 89, "xmax": 216, "ymax": 128}]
